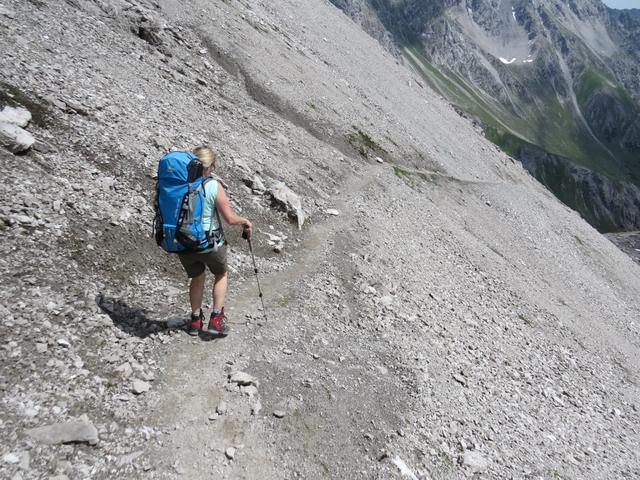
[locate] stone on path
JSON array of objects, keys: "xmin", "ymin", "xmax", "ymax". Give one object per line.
[
  {"xmin": 325, "ymin": 208, "xmax": 340, "ymax": 216},
  {"xmin": 228, "ymin": 371, "xmax": 258, "ymax": 387},
  {"xmin": 225, "ymin": 447, "xmax": 236, "ymax": 460},
  {"xmin": 25, "ymin": 418, "xmax": 99, "ymax": 445},
  {"xmin": 216, "ymin": 401, "xmax": 227, "ymax": 415},
  {"xmin": 273, "ymin": 410, "xmax": 286, "ymax": 418}
]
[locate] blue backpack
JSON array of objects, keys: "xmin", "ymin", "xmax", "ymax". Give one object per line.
[{"xmin": 153, "ymin": 151, "xmax": 216, "ymax": 253}]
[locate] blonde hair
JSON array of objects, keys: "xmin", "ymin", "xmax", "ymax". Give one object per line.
[{"xmin": 192, "ymin": 145, "xmax": 217, "ymax": 169}]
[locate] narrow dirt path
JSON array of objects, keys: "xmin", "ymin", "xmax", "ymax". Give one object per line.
[{"xmin": 145, "ymin": 162, "xmax": 385, "ymax": 479}]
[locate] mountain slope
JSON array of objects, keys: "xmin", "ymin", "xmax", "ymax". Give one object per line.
[
  {"xmin": 331, "ymin": 0, "xmax": 640, "ymax": 232},
  {"xmin": 1, "ymin": 0, "xmax": 640, "ymax": 479}
]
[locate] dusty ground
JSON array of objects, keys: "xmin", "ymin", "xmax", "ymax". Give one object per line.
[{"xmin": 1, "ymin": 1, "xmax": 639, "ymax": 479}]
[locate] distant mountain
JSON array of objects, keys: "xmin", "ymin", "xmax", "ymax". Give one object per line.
[{"xmin": 330, "ymin": 0, "xmax": 640, "ymax": 232}]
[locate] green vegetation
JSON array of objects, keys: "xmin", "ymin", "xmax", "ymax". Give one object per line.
[
  {"xmin": 393, "ymin": 165, "xmax": 411, "ymax": 179},
  {"xmin": 393, "ymin": 165, "xmax": 458, "ymax": 191},
  {"xmin": 403, "ymin": 46, "xmax": 638, "ymax": 186},
  {"xmin": 518, "ymin": 313, "xmax": 533, "ymax": 326},
  {"xmin": 346, "ymin": 126, "xmax": 385, "ymax": 157}
]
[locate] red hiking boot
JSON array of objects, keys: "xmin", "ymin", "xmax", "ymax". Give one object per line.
[
  {"xmin": 208, "ymin": 308, "xmax": 229, "ymax": 335},
  {"xmin": 188, "ymin": 310, "xmax": 204, "ymax": 336}
]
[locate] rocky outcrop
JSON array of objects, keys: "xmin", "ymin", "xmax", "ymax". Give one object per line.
[{"xmin": 518, "ymin": 143, "xmax": 640, "ymax": 232}]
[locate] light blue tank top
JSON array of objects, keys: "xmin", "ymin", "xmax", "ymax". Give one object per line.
[{"xmin": 202, "ymin": 177, "xmax": 225, "ymax": 247}]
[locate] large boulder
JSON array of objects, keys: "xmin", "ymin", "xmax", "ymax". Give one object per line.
[
  {"xmin": 25, "ymin": 417, "xmax": 99, "ymax": 445},
  {"xmin": 0, "ymin": 122, "xmax": 34, "ymax": 153},
  {"xmin": 269, "ymin": 182, "xmax": 305, "ymax": 229},
  {"xmin": 0, "ymin": 106, "xmax": 32, "ymax": 127}
]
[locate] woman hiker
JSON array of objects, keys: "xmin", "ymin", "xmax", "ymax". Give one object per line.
[{"xmin": 179, "ymin": 145, "xmax": 252, "ymax": 336}]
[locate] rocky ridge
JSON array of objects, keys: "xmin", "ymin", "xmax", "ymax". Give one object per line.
[{"xmin": 0, "ymin": 0, "xmax": 639, "ymax": 479}]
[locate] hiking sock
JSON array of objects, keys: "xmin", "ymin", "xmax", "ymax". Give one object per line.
[{"xmin": 212, "ymin": 308, "xmax": 221, "ymax": 316}]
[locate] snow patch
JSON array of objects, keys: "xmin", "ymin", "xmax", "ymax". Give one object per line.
[
  {"xmin": 512, "ymin": 7, "xmax": 517, "ymax": 21},
  {"xmin": 468, "ymin": 7, "xmax": 473, "ymax": 16},
  {"xmin": 499, "ymin": 57, "xmax": 517, "ymax": 64}
]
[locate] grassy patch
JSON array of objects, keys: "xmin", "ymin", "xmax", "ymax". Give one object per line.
[
  {"xmin": 394, "ymin": 165, "xmax": 411, "ymax": 179},
  {"xmin": 403, "ymin": 46, "xmax": 632, "ymax": 181},
  {"xmin": 518, "ymin": 313, "xmax": 534, "ymax": 326},
  {"xmin": 418, "ymin": 172, "xmax": 441, "ymax": 185},
  {"xmin": 346, "ymin": 126, "xmax": 386, "ymax": 157}
]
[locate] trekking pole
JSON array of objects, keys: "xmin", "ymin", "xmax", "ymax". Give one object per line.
[{"xmin": 243, "ymin": 230, "xmax": 268, "ymax": 324}]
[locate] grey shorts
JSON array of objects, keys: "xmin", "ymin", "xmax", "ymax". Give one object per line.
[{"xmin": 178, "ymin": 245, "xmax": 228, "ymax": 278}]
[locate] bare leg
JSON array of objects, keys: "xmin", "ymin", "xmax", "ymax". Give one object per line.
[
  {"xmin": 213, "ymin": 272, "xmax": 228, "ymax": 310},
  {"xmin": 189, "ymin": 272, "xmax": 206, "ymax": 314}
]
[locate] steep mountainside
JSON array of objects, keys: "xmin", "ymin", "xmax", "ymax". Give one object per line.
[
  {"xmin": 330, "ymin": 0, "xmax": 640, "ymax": 232},
  {"xmin": 1, "ymin": 1, "xmax": 640, "ymax": 479}
]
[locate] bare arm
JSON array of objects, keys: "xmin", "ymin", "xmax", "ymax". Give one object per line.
[{"xmin": 215, "ymin": 183, "xmax": 253, "ymax": 237}]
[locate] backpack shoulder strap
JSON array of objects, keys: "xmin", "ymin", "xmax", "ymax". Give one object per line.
[{"xmin": 202, "ymin": 176, "xmax": 225, "ymax": 237}]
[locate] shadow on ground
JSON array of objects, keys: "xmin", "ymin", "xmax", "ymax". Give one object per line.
[
  {"xmin": 96, "ymin": 294, "xmax": 226, "ymax": 343},
  {"xmin": 96, "ymin": 293, "xmax": 186, "ymax": 338}
]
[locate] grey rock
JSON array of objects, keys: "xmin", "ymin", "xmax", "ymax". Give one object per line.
[
  {"xmin": 225, "ymin": 447, "xmax": 236, "ymax": 460},
  {"xmin": 233, "ymin": 157, "xmax": 250, "ymax": 172},
  {"xmin": 452, "ymin": 373, "xmax": 467, "ymax": 387},
  {"xmin": 3, "ymin": 452, "xmax": 20, "ymax": 464},
  {"xmin": 0, "ymin": 106, "xmax": 32, "ymax": 127},
  {"xmin": 131, "ymin": 379, "xmax": 151, "ymax": 394},
  {"xmin": 25, "ymin": 418, "xmax": 99, "ymax": 445},
  {"xmin": 240, "ymin": 385, "xmax": 259, "ymax": 397},
  {"xmin": 117, "ymin": 362, "xmax": 133, "ymax": 378},
  {"xmin": 251, "ymin": 400, "xmax": 262, "ymax": 416},
  {"xmin": 461, "ymin": 450, "xmax": 490, "ymax": 472},
  {"xmin": 325, "ymin": 208, "xmax": 340, "ymax": 216},
  {"xmin": 273, "ymin": 410, "xmax": 286, "ymax": 418},
  {"xmin": 0, "ymin": 122, "xmax": 34, "ymax": 153},
  {"xmin": 228, "ymin": 371, "xmax": 258, "ymax": 387},
  {"xmin": 216, "ymin": 401, "xmax": 227, "ymax": 415},
  {"xmin": 17, "ymin": 451, "xmax": 30, "ymax": 470},
  {"xmin": 116, "ymin": 450, "xmax": 144, "ymax": 467},
  {"xmin": 0, "ymin": 5, "xmax": 16, "ymax": 18},
  {"xmin": 32, "ymin": 139, "xmax": 53, "ymax": 153},
  {"xmin": 252, "ymin": 175, "xmax": 266, "ymax": 194},
  {"xmin": 269, "ymin": 182, "xmax": 305, "ymax": 229},
  {"xmin": 44, "ymin": 96, "xmax": 67, "ymax": 111}
]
